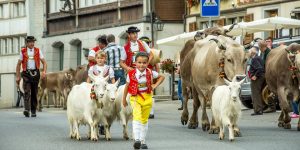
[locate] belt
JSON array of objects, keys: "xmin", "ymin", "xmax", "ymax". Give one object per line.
[{"xmin": 113, "ymin": 68, "xmax": 123, "ymax": 70}]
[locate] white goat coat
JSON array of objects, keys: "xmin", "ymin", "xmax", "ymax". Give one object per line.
[
  {"xmin": 211, "ymin": 85, "xmax": 242, "ymax": 139},
  {"xmin": 67, "ymin": 82, "xmax": 102, "ymax": 140}
]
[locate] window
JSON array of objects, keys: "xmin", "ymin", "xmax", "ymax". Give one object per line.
[
  {"xmin": 18, "ymin": 2, "xmax": 25, "ymax": 17},
  {"xmin": 227, "ymin": 17, "xmax": 237, "ymax": 25},
  {"xmin": 13, "ymin": 37, "xmax": 19, "ymax": 54},
  {"xmin": 0, "ymin": 4, "xmax": 3, "ymax": 18},
  {"xmin": 11, "ymin": 2, "xmax": 19, "ymax": 18},
  {"xmin": 7, "ymin": 38, "xmax": 12, "ymax": 54}
]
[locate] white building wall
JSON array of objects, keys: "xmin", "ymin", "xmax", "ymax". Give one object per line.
[{"xmin": 0, "ymin": 0, "xmax": 28, "ymax": 108}]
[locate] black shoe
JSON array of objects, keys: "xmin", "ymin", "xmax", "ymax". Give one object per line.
[
  {"xmin": 178, "ymin": 106, "xmax": 183, "ymax": 110},
  {"xmin": 263, "ymin": 107, "xmax": 276, "ymax": 113},
  {"xmin": 23, "ymin": 110, "xmax": 29, "ymax": 117},
  {"xmin": 133, "ymin": 140, "xmax": 141, "ymax": 149},
  {"xmin": 141, "ymin": 144, "xmax": 148, "ymax": 149},
  {"xmin": 149, "ymin": 114, "xmax": 154, "ymax": 119},
  {"xmin": 251, "ymin": 112, "xmax": 263, "ymax": 116},
  {"xmin": 31, "ymin": 113, "xmax": 36, "ymax": 117}
]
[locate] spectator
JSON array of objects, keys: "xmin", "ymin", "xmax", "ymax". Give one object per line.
[{"xmin": 249, "ymin": 48, "xmax": 264, "ymax": 116}]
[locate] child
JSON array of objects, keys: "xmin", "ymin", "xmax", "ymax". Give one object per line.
[
  {"xmin": 87, "ymin": 51, "xmax": 115, "ymax": 83},
  {"xmin": 122, "ymin": 52, "xmax": 164, "ymax": 149}
]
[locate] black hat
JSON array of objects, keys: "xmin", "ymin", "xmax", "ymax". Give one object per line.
[
  {"xmin": 26, "ymin": 36, "xmax": 36, "ymax": 42},
  {"xmin": 126, "ymin": 26, "xmax": 140, "ymax": 33},
  {"xmin": 139, "ymin": 36, "xmax": 151, "ymax": 43}
]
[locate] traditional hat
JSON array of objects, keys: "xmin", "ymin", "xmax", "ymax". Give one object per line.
[
  {"xmin": 26, "ymin": 36, "xmax": 36, "ymax": 42},
  {"xmin": 126, "ymin": 26, "xmax": 140, "ymax": 33}
]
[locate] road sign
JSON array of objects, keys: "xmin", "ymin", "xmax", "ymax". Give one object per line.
[{"xmin": 201, "ymin": 0, "xmax": 220, "ymax": 17}]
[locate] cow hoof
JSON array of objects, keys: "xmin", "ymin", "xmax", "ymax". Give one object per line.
[
  {"xmin": 230, "ymin": 139, "xmax": 234, "ymax": 142},
  {"xmin": 202, "ymin": 123, "xmax": 210, "ymax": 131},
  {"xmin": 188, "ymin": 122, "xmax": 198, "ymax": 129},
  {"xmin": 87, "ymin": 136, "xmax": 91, "ymax": 140},
  {"xmin": 284, "ymin": 123, "xmax": 291, "ymax": 129},
  {"xmin": 208, "ymin": 127, "xmax": 219, "ymax": 134},
  {"xmin": 181, "ymin": 117, "xmax": 188, "ymax": 126},
  {"xmin": 123, "ymin": 135, "xmax": 129, "ymax": 140},
  {"xmin": 234, "ymin": 131, "xmax": 242, "ymax": 137},
  {"xmin": 278, "ymin": 122, "xmax": 284, "ymax": 128},
  {"xmin": 76, "ymin": 137, "xmax": 81, "ymax": 141}
]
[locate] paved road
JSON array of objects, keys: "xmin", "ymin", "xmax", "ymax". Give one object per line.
[{"xmin": 0, "ymin": 100, "xmax": 299, "ymax": 150}]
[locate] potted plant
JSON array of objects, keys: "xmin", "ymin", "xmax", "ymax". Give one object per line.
[{"xmin": 160, "ymin": 59, "xmax": 175, "ymax": 74}]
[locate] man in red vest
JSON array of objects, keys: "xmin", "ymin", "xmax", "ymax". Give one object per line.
[
  {"xmin": 120, "ymin": 26, "xmax": 153, "ymax": 72},
  {"xmin": 16, "ymin": 36, "xmax": 47, "ymax": 118}
]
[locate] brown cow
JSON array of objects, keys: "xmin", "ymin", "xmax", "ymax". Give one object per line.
[
  {"xmin": 38, "ymin": 68, "xmax": 76, "ymax": 110},
  {"xmin": 74, "ymin": 65, "xmax": 88, "ymax": 85},
  {"xmin": 265, "ymin": 43, "xmax": 300, "ymax": 130}
]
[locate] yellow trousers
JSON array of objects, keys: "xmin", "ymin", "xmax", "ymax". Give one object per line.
[{"xmin": 130, "ymin": 93, "xmax": 153, "ymax": 125}]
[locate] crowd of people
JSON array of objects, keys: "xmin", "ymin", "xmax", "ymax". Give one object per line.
[{"xmin": 248, "ymin": 37, "xmax": 299, "ymax": 118}]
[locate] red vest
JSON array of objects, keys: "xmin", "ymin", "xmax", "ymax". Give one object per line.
[
  {"xmin": 89, "ymin": 46, "xmax": 101, "ymax": 67},
  {"xmin": 21, "ymin": 47, "xmax": 40, "ymax": 71},
  {"xmin": 124, "ymin": 40, "xmax": 145, "ymax": 67},
  {"xmin": 128, "ymin": 69, "xmax": 152, "ymax": 95}
]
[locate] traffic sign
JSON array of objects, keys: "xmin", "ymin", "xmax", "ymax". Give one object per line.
[{"xmin": 201, "ymin": 0, "xmax": 220, "ymax": 17}]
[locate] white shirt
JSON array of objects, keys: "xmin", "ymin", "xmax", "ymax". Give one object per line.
[
  {"xmin": 126, "ymin": 69, "xmax": 159, "ymax": 91},
  {"xmin": 19, "ymin": 47, "xmax": 44, "ymax": 70},
  {"xmin": 88, "ymin": 49, "xmax": 97, "ymax": 58},
  {"xmin": 88, "ymin": 65, "xmax": 114, "ymax": 79},
  {"xmin": 123, "ymin": 41, "xmax": 151, "ymax": 62}
]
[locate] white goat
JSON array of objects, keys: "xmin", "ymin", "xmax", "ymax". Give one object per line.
[
  {"xmin": 115, "ymin": 84, "xmax": 132, "ymax": 140},
  {"xmin": 99, "ymin": 79, "xmax": 120, "ymax": 141},
  {"xmin": 211, "ymin": 78, "xmax": 245, "ymax": 141},
  {"xmin": 67, "ymin": 75, "xmax": 109, "ymax": 141}
]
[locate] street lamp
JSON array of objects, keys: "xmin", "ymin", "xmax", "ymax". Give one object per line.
[{"xmin": 154, "ymin": 18, "xmax": 165, "ymax": 31}]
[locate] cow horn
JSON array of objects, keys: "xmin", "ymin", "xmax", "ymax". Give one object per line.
[
  {"xmin": 253, "ymin": 38, "xmax": 262, "ymax": 42},
  {"xmin": 194, "ymin": 31, "xmax": 204, "ymax": 41},
  {"xmin": 209, "ymin": 39, "xmax": 226, "ymax": 50},
  {"xmin": 286, "ymin": 43, "xmax": 300, "ymax": 54}
]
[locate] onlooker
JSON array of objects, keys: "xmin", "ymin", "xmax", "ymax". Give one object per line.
[
  {"xmin": 265, "ymin": 37, "xmax": 273, "ymax": 49},
  {"xmin": 249, "ymin": 48, "xmax": 264, "ymax": 116},
  {"xmin": 258, "ymin": 40, "xmax": 275, "ymax": 113},
  {"xmin": 103, "ymin": 34, "xmax": 126, "ymax": 86},
  {"xmin": 176, "ymin": 64, "xmax": 183, "ymax": 110},
  {"xmin": 290, "ymin": 101, "xmax": 299, "ymax": 118}
]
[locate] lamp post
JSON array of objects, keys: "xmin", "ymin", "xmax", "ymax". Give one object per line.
[{"xmin": 150, "ymin": 12, "xmax": 164, "ymax": 47}]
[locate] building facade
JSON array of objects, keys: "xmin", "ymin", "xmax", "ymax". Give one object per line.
[
  {"xmin": 185, "ymin": 0, "xmax": 300, "ymax": 44},
  {"xmin": 0, "ymin": 0, "xmax": 27, "ymax": 108},
  {"xmin": 0, "ymin": 0, "xmax": 185, "ymax": 108}
]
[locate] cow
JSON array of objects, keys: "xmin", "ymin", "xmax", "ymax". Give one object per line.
[
  {"xmin": 74, "ymin": 65, "xmax": 88, "ymax": 85},
  {"xmin": 181, "ymin": 35, "xmax": 249, "ymax": 135},
  {"xmin": 38, "ymin": 68, "xmax": 76, "ymax": 109},
  {"xmin": 265, "ymin": 43, "xmax": 300, "ymax": 130}
]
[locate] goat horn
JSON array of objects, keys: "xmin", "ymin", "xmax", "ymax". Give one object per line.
[{"xmin": 209, "ymin": 39, "xmax": 226, "ymax": 50}]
